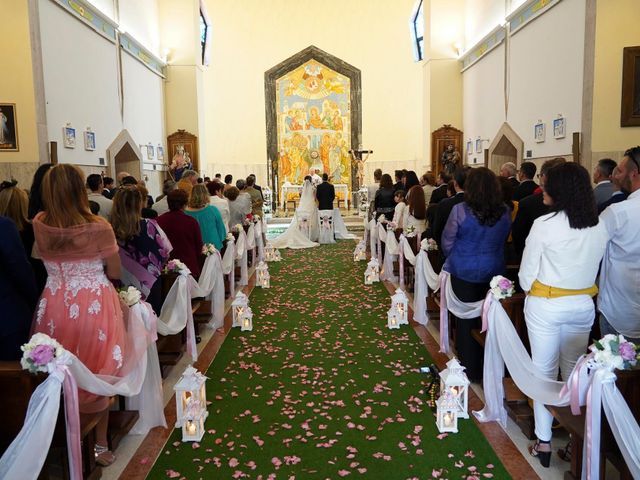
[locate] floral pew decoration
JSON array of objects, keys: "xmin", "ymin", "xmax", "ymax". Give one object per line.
[
  {"xmin": 0, "ymin": 289, "xmax": 164, "ymax": 480},
  {"xmin": 222, "ymin": 232, "xmax": 237, "ymax": 292},
  {"xmin": 231, "ymin": 224, "xmax": 249, "ymax": 286},
  {"xmin": 191, "ymin": 244, "xmax": 225, "ymax": 330},
  {"xmin": 410, "ymin": 238, "xmax": 441, "ymax": 326},
  {"xmin": 474, "ymin": 278, "xmax": 640, "ymax": 479}
]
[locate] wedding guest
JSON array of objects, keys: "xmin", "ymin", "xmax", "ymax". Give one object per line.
[
  {"xmin": 27, "ymin": 163, "xmax": 53, "ymax": 220},
  {"xmin": 102, "ymin": 176, "xmax": 116, "ymax": 199},
  {"xmin": 226, "ymin": 185, "xmax": 251, "ymax": 228},
  {"xmin": 430, "ymin": 167, "xmax": 468, "ymax": 249},
  {"xmin": 391, "ymin": 190, "xmax": 406, "ymax": 228},
  {"xmin": 153, "ymin": 180, "xmax": 176, "ymax": 216},
  {"xmin": 186, "ymin": 184, "xmax": 226, "ymax": 250},
  {"xmin": 393, "ymin": 170, "xmax": 405, "ymax": 193},
  {"xmin": 519, "ymin": 162, "xmax": 608, "ymax": 467},
  {"xmin": 441, "ymin": 167, "xmax": 511, "ymax": 381},
  {"xmin": 367, "ymin": 168, "xmax": 382, "ymax": 203},
  {"xmin": 402, "ymin": 170, "xmax": 420, "ymax": 192},
  {"xmin": 429, "ymin": 171, "xmax": 451, "ymax": 205},
  {"xmin": 499, "ymin": 162, "xmax": 519, "ymax": 188},
  {"xmin": 420, "ymin": 172, "xmax": 436, "ymax": 205},
  {"xmin": 177, "ymin": 170, "xmax": 198, "ymax": 196},
  {"xmin": 208, "ymin": 180, "xmax": 230, "ymax": 234},
  {"xmin": 137, "ymin": 184, "xmax": 158, "ymax": 219},
  {"xmin": 403, "ymin": 185, "xmax": 427, "ymax": 235},
  {"xmin": 592, "ymin": 158, "xmax": 616, "ymax": 208},
  {"xmin": 245, "ymin": 175, "xmax": 264, "ymax": 216},
  {"xmin": 0, "ymin": 182, "xmax": 35, "ymax": 257},
  {"xmin": 31, "ymin": 164, "xmax": 125, "ymax": 465},
  {"xmin": 0, "ymin": 216, "xmax": 38, "ymax": 360},
  {"xmin": 374, "ymin": 174, "xmax": 395, "ymax": 220},
  {"xmin": 513, "ymin": 162, "xmax": 538, "ymax": 201},
  {"xmin": 86, "ymin": 174, "xmax": 112, "ymax": 219},
  {"xmin": 223, "ymin": 174, "xmax": 233, "ymax": 192},
  {"xmin": 111, "ymin": 186, "xmax": 172, "ymax": 314},
  {"xmin": 157, "ymin": 189, "xmax": 204, "ymax": 277}
]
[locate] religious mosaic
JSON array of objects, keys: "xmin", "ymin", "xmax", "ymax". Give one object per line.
[{"xmin": 275, "ymin": 60, "xmax": 351, "ymax": 190}]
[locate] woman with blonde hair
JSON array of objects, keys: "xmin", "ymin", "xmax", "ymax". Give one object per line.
[
  {"xmin": 111, "ymin": 186, "xmax": 171, "ymax": 315},
  {"xmin": 185, "ymin": 183, "xmax": 226, "ymax": 250},
  {"xmin": 30, "ymin": 164, "xmax": 125, "ymax": 465},
  {"xmin": 0, "ymin": 182, "xmax": 32, "ymax": 252}
]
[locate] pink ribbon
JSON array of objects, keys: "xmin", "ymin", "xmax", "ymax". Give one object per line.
[
  {"xmin": 229, "ymin": 242, "xmax": 235, "ymax": 294},
  {"xmin": 480, "ymin": 291, "xmax": 494, "ymax": 333},
  {"xmin": 439, "ymin": 272, "xmax": 449, "ymax": 353},
  {"xmin": 58, "ymin": 365, "xmax": 82, "ymax": 480}
]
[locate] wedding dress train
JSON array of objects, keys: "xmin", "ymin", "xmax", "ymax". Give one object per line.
[{"xmin": 271, "ymin": 180, "xmax": 320, "ymax": 249}]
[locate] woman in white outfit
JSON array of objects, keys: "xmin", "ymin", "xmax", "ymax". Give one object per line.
[
  {"xmin": 518, "ymin": 162, "xmax": 608, "ymax": 467},
  {"xmin": 271, "ymin": 177, "xmax": 319, "ymax": 249}
]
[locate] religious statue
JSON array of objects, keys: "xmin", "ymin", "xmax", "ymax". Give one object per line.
[
  {"xmin": 349, "ymin": 149, "xmax": 372, "ymax": 189},
  {"xmin": 441, "ymin": 144, "xmax": 461, "ymax": 175},
  {"xmin": 170, "ymin": 144, "xmax": 192, "ymax": 181}
]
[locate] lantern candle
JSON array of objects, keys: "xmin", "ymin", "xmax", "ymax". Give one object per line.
[
  {"xmin": 444, "ymin": 413, "xmax": 453, "ymax": 427},
  {"xmin": 186, "ymin": 420, "xmax": 197, "ymax": 435}
]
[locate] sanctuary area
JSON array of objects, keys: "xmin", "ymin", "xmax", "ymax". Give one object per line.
[{"xmin": 0, "ymin": 1, "xmax": 639, "ymax": 480}]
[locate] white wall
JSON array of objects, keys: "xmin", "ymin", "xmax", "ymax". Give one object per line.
[
  {"xmin": 462, "ymin": 0, "xmax": 585, "ymax": 162},
  {"xmin": 119, "ymin": 0, "xmax": 162, "ymax": 56},
  {"xmin": 203, "ymin": 0, "xmax": 424, "ymax": 187}
]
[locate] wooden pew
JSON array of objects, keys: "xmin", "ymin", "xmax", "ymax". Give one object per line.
[
  {"xmin": 548, "ymin": 367, "xmax": 640, "ymax": 480},
  {"xmin": 0, "ymin": 361, "xmax": 103, "ymax": 479}
]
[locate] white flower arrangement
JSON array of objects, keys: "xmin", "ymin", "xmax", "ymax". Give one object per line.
[
  {"xmin": 420, "ymin": 238, "xmax": 438, "ymax": 251},
  {"xmin": 118, "ymin": 286, "xmax": 142, "ymax": 307},
  {"xmin": 588, "ymin": 334, "xmax": 639, "ymax": 371},
  {"xmin": 165, "ymin": 259, "xmax": 190, "ymax": 276},
  {"xmin": 489, "ymin": 275, "xmax": 515, "ymax": 300},
  {"xmin": 232, "ymin": 224, "xmax": 243, "ymax": 233},
  {"xmin": 378, "ymin": 214, "xmax": 387, "ymax": 224},
  {"xmin": 387, "ymin": 221, "xmax": 397, "ymax": 230},
  {"xmin": 404, "ymin": 225, "xmax": 416, "ymax": 237},
  {"xmin": 226, "ymin": 232, "xmax": 235, "ymax": 241},
  {"xmin": 202, "ymin": 243, "xmax": 217, "ymax": 256},
  {"xmin": 20, "ymin": 333, "xmax": 66, "ymax": 374}
]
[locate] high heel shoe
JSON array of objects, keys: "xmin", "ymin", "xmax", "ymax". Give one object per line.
[
  {"xmin": 529, "ymin": 439, "xmax": 551, "ymax": 468},
  {"xmin": 94, "ymin": 444, "xmax": 116, "ymax": 467}
]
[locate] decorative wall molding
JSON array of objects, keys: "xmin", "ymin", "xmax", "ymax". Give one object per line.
[
  {"xmin": 119, "ymin": 33, "xmax": 166, "ymax": 78},
  {"xmin": 51, "ymin": 0, "xmax": 117, "ymax": 43},
  {"xmin": 460, "ymin": 25, "xmax": 506, "ymax": 72},
  {"xmin": 507, "ymin": 0, "xmax": 563, "ymax": 36}
]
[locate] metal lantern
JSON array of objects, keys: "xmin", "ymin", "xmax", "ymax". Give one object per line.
[
  {"xmin": 364, "ymin": 258, "xmax": 380, "ymax": 284},
  {"xmin": 391, "ymin": 288, "xmax": 409, "ymax": 325},
  {"xmin": 256, "ymin": 261, "xmax": 270, "ymax": 288},
  {"xmin": 435, "ymin": 391, "xmax": 459, "ymax": 433},
  {"xmin": 232, "ymin": 292, "xmax": 249, "ymax": 328},
  {"xmin": 439, "ymin": 358, "xmax": 470, "ymax": 419},
  {"xmin": 262, "ymin": 186, "xmax": 272, "ymax": 217},
  {"xmin": 174, "ymin": 365, "xmax": 209, "ymax": 442},
  {"xmin": 353, "ymin": 240, "xmax": 367, "ymax": 262},
  {"xmin": 387, "ymin": 307, "xmax": 401, "ymax": 329},
  {"xmin": 240, "ymin": 307, "xmax": 253, "ymax": 332}
]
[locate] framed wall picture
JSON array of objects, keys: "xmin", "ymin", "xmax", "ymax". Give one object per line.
[
  {"xmin": 475, "ymin": 138, "xmax": 482, "ymax": 153},
  {"xmin": 534, "ymin": 122, "xmax": 545, "ymax": 143},
  {"xmin": 157, "ymin": 145, "xmax": 164, "ymax": 161},
  {"xmin": 621, "ymin": 46, "xmax": 640, "ymax": 127},
  {"xmin": 147, "ymin": 144, "xmax": 155, "ymax": 160},
  {"xmin": 553, "ymin": 117, "xmax": 566, "ymax": 139},
  {"xmin": 63, "ymin": 126, "xmax": 76, "ymax": 148},
  {"xmin": 466, "ymin": 140, "xmax": 472, "ymax": 156},
  {"xmin": 84, "ymin": 131, "xmax": 96, "ymax": 150},
  {"xmin": 0, "ymin": 104, "xmax": 19, "ymax": 152}
]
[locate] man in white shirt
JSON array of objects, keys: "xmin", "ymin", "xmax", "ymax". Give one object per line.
[
  {"xmin": 152, "ymin": 180, "xmax": 176, "ymax": 216},
  {"xmin": 209, "ymin": 180, "xmax": 230, "ymax": 234},
  {"xmin": 86, "ymin": 174, "xmax": 112, "ymax": 219},
  {"xmin": 592, "ymin": 158, "xmax": 616, "ymax": 208},
  {"xmin": 598, "ymin": 147, "xmax": 640, "ymax": 342}
]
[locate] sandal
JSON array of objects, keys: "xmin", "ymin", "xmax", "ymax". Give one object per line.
[
  {"xmin": 94, "ymin": 444, "xmax": 116, "ymax": 467},
  {"xmin": 557, "ymin": 437, "xmax": 572, "ymax": 462},
  {"xmin": 528, "ymin": 439, "xmax": 551, "ymax": 468}
]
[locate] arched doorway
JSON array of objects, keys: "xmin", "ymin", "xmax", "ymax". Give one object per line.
[
  {"xmin": 106, "ymin": 130, "xmax": 142, "ymax": 181},
  {"xmin": 487, "ymin": 123, "xmax": 524, "ymax": 173}
]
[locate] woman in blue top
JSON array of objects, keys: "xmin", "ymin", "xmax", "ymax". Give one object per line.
[
  {"xmin": 185, "ymin": 184, "xmax": 226, "ymax": 250},
  {"xmin": 441, "ymin": 167, "xmax": 511, "ymax": 381}
]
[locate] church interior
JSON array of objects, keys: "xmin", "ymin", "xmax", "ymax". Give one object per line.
[{"xmin": 1, "ymin": 0, "xmax": 639, "ymax": 479}]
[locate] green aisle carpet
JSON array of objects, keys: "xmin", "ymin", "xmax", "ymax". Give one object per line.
[{"xmin": 149, "ymin": 242, "xmax": 509, "ymax": 479}]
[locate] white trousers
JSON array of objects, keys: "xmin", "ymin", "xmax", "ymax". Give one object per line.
[{"xmin": 524, "ymin": 295, "xmax": 595, "ymax": 441}]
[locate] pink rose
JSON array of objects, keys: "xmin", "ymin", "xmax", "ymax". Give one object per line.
[
  {"xmin": 498, "ymin": 278, "xmax": 512, "ymax": 291},
  {"xmin": 31, "ymin": 344, "xmax": 55, "ymax": 366},
  {"xmin": 619, "ymin": 342, "xmax": 636, "ymax": 361}
]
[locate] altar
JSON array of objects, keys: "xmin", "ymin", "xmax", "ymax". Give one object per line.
[{"xmin": 280, "ymin": 183, "xmax": 349, "ymax": 211}]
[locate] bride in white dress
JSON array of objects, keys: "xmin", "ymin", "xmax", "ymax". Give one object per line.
[{"xmin": 271, "ymin": 177, "xmax": 320, "ymax": 249}]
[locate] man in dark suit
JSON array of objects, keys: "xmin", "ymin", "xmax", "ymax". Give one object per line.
[
  {"xmin": 427, "ymin": 168, "xmax": 468, "ymax": 250},
  {"xmin": 429, "ymin": 171, "xmax": 451, "ymax": 205},
  {"xmin": 500, "ymin": 162, "xmax": 519, "ymax": 188},
  {"xmin": 249, "ymin": 174, "xmax": 263, "ymax": 200},
  {"xmin": 512, "ymin": 157, "xmax": 566, "ymax": 258},
  {"xmin": 513, "ymin": 161, "xmax": 538, "ymax": 201},
  {"xmin": 393, "ymin": 170, "xmax": 405, "ymax": 193},
  {"xmin": 316, "ymin": 173, "xmax": 335, "ymax": 210}
]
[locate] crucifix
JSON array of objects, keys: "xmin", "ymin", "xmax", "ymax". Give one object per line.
[{"xmin": 348, "ymin": 148, "xmax": 373, "ymax": 190}]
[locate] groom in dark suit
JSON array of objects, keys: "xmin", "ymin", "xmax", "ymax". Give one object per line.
[{"xmin": 316, "ymin": 173, "xmax": 335, "ymax": 210}]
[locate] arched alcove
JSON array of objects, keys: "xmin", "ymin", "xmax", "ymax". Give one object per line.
[
  {"xmin": 487, "ymin": 123, "xmax": 524, "ymax": 173},
  {"xmin": 106, "ymin": 129, "xmax": 142, "ymax": 181}
]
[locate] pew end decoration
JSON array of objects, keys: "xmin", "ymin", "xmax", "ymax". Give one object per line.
[
  {"xmin": 20, "ymin": 333, "xmax": 65, "ymax": 374},
  {"xmin": 174, "ymin": 365, "xmax": 208, "ymax": 442},
  {"xmin": 353, "ymin": 240, "xmax": 367, "ymax": 262},
  {"xmin": 202, "ymin": 243, "xmax": 217, "ymax": 256},
  {"xmin": 390, "ymin": 288, "xmax": 409, "ymax": 325},
  {"xmin": 436, "ymin": 390, "xmax": 459, "ymax": 433},
  {"xmin": 420, "ymin": 238, "xmax": 438, "ymax": 252},
  {"xmin": 232, "ymin": 292, "xmax": 249, "ymax": 327},
  {"xmin": 256, "ymin": 262, "xmax": 270, "ymax": 288},
  {"xmin": 489, "ymin": 275, "xmax": 514, "ymax": 300},
  {"xmin": 387, "ymin": 307, "xmax": 401, "ymax": 329},
  {"xmin": 440, "ymin": 358, "xmax": 470, "ymax": 419},
  {"xmin": 164, "ymin": 259, "xmax": 190, "ymax": 275},
  {"xmin": 239, "ymin": 307, "xmax": 254, "ymax": 332},
  {"xmin": 589, "ymin": 334, "xmax": 639, "ymax": 371},
  {"xmin": 117, "ymin": 286, "xmax": 142, "ymax": 307},
  {"xmin": 404, "ymin": 225, "xmax": 416, "ymax": 237},
  {"xmin": 364, "ymin": 258, "xmax": 380, "ymax": 284}
]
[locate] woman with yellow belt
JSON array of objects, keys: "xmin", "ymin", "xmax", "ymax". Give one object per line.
[{"xmin": 518, "ymin": 162, "xmax": 608, "ymax": 467}]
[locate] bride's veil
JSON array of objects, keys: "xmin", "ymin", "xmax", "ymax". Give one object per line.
[{"xmin": 297, "ymin": 179, "xmax": 316, "ymax": 214}]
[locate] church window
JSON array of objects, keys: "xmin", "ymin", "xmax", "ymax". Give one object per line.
[
  {"xmin": 411, "ymin": 0, "xmax": 424, "ymax": 61},
  {"xmin": 199, "ymin": 8, "xmax": 210, "ymax": 66}
]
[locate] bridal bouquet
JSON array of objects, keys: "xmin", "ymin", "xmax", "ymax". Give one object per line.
[
  {"xmin": 489, "ymin": 275, "xmax": 515, "ymax": 300},
  {"xmin": 589, "ymin": 334, "xmax": 639, "ymax": 371},
  {"xmin": 164, "ymin": 259, "xmax": 190, "ymax": 275},
  {"xmin": 202, "ymin": 243, "xmax": 217, "ymax": 256},
  {"xmin": 420, "ymin": 238, "xmax": 438, "ymax": 252},
  {"xmin": 118, "ymin": 286, "xmax": 142, "ymax": 307},
  {"xmin": 20, "ymin": 333, "xmax": 65, "ymax": 374}
]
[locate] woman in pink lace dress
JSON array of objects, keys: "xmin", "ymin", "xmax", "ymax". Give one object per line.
[{"xmin": 31, "ymin": 164, "xmax": 124, "ymax": 466}]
